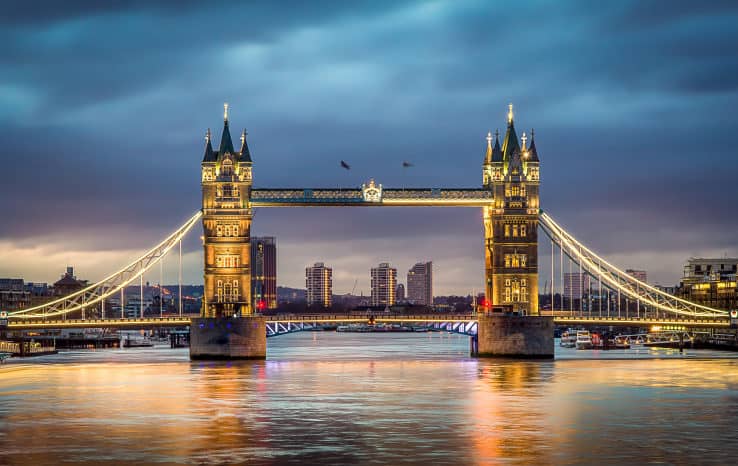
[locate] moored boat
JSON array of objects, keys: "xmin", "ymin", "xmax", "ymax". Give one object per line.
[{"xmin": 575, "ymin": 330, "xmax": 593, "ymax": 350}]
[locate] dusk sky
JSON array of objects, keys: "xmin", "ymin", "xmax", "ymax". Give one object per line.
[{"xmin": 1, "ymin": 0, "xmax": 737, "ymax": 295}]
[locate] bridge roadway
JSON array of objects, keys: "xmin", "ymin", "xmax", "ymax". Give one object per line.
[{"xmin": 4, "ymin": 314, "xmax": 730, "ymax": 331}]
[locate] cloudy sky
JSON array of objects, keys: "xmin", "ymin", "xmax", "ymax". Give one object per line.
[{"xmin": 1, "ymin": 0, "xmax": 737, "ymax": 295}]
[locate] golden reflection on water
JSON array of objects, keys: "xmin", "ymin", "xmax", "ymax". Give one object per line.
[{"xmin": 1, "ymin": 333, "xmax": 738, "ymax": 465}]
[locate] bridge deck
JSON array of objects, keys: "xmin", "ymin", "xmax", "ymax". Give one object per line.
[{"xmin": 4, "ymin": 314, "xmax": 730, "ymax": 330}]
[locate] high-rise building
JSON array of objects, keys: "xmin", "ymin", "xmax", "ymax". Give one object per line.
[
  {"xmin": 564, "ymin": 273, "xmax": 591, "ymax": 300},
  {"xmin": 407, "ymin": 261, "xmax": 433, "ymax": 306},
  {"xmin": 626, "ymin": 269, "xmax": 647, "ymax": 283},
  {"xmin": 306, "ymin": 263, "xmax": 332, "ymax": 308},
  {"xmin": 371, "ymin": 263, "xmax": 397, "ymax": 306},
  {"xmin": 482, "ymin": 105, "xmax": 540, "ymax": 314},
  {"xmin": 201, "ymin": 104, "xmax": 253, "ymax": 317},
  {"xmin": 251, "ymin": 237, "xmax": 277, "ymax": 310},
  {"xmin": 395, "ymin": 283, "xmax": 405, "ymax": 302}
]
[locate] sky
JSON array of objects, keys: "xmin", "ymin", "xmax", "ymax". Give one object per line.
[{"xmin": 1, "ymin": 0, "xmax": 737, "ymax": 295}]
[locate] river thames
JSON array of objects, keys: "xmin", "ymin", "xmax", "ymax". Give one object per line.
[{"xmin": 1, "ymin": 332, "xmax": 738, "ymax": 465}]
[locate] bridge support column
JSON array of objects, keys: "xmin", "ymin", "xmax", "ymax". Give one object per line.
[
  {"xmin": 473, "ymin": 314, "xmax": 554, "ymax": 358},
  {"xmin": 189, "ymin": 316, "xmax": 266, "ymax": 360}
]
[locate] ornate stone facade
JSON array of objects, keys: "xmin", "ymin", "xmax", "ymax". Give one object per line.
[
  {"xmin": 483, "ymin": 105, "xmax": 540, "ymax": 315},
  {"xmin": 201, "ymin": 105, "xmax": 253, "ymax": 317}
]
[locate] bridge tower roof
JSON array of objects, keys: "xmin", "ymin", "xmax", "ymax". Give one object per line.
[
  {"xmin": 218, "ymin": 103, "xmax": 235, "ymax": 158},
  {"xmin": 501, "ymin": 104, "xmax": 520, "ymax": 161}
]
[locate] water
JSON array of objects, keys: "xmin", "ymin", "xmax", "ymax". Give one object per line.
[{"xmin": 2, "ymin": 332, "xmax": 738, "ymax": 465}]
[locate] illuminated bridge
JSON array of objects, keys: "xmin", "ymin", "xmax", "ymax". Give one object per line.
[{"xmin": 3, "ymin": 104, "xmax": 732, "ymax": 352}]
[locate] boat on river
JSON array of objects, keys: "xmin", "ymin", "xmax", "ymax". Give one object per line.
[
  {"xmin": 575, "ymin": 330, "xmax": 593, "ymax": 350},
  {"xmin": 560, "ymin": 330, "xmax": 577, "ymax": 348}
]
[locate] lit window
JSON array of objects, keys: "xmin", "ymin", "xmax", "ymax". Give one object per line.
[
  {"xmin": 504, "ymin": 287, "xmax": 511, "ymax": 302},
  {"xmin": 504, "ymin": 255, "xmax": 511, "ymax": 267},
  {"xmin": 233, "ymin": 225, "xmax": 239, "ymax": 236},
  {"xmin": 504, "ymin": 224, "xmax": 510, "ymax": 237},
  {"xmin": 520, "ymin": 224, "xmax": 526, "ymax": 237},
  {"xmin": 216, "ymin": 225, "xmax": 223, "ymax": 237},
  {"xmin": 521, "ymin": 287, "xmax": 528, "ymax": 302},
  {"xmin": 520, "ymin": 255, "xmax": 527, "ymax": 267},
  {"xmin": 513, "ymin": 225, "xmax": 519, "ymax": 237}
]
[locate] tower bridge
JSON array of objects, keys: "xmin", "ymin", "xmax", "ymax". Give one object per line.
[{"xmin": 3, "ymin": 104, "xmax": 731, "ymax": 359}]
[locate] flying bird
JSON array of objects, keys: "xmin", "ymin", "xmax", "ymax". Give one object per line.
[
  {"xmin": 402, "ymin": 161, "xmax": 413, "ymax": 167},
  {"xmin": 340, "ymin": 160, "xmax": 351, "ymax": 170}
]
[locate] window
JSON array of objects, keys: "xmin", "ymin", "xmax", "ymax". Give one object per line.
[
  {"xmin": 504, "ymin": 287, "xmax": 511, "ymax": 302},
  {"xmin": 520, "ymin": 185, "xmax": 526, "ymax": 197},
  {"xmin": 232, "ymin": 280, "xmax": 239, "ymax": 300},
  {"xmin": 217, "ymin": 280, "xmax": 224, "ymax": 303},
  {"xmin": 521, "ymin": 279, "xmax": 527, "ymax": 287},
  {"xmin": 520, "ymin": 255, "xmax": 527, "ymax": 267},
  {"xmin": 504, "ymin": 224, "xmax": 510, "ymax": 237},
  {"xmin": 216, "ymin": 225, "xmax": 223, "ymax": 237},
  {"xmin": 216, "ymin": 255, "xmax": 239, "ymax": 268},
  {"xmin": 505, "ymin": 279, "xmax": 511, "ymax": 287},
  {"xmin": 511, "ymin": 186, "xmax": 520, "ymax": 197},
  {"xmin": 520, "ymin": 224, "xmax": 527, "ymax": 237},
  {"xmin": 512, "ymin": 225, "xmax": 519, "ymax": 237},
  {"xmin": 521, "ymin": 287, "xmax": 528, "ymax": 302},
  {"xmin": 511, "ymin": 280, "xmax": 520, "ymax": 302},
  {"xmin": 233, "ymin": 225, "xmax": 239, "ymax": 236}
]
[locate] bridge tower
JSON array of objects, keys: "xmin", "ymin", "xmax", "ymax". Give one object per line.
[
  {"xmin": 200, "ymin": 104, "xmax": 254, "ymax": 318},
  {"xmin": 483, "ymin": 105, "xmax": 540, "ymax": 315}
]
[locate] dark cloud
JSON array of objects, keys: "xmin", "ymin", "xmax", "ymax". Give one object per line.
[{"xmin": 1, "ymin": 0, "xmax": 737, "ymax": 288}]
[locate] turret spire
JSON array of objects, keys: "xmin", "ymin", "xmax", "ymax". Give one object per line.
[
  {"xmin": 528, "ymin": 128, "xmax": 539, "ymax": 162},
  {"xmin": 507, "ymin": 103, "xmax": 514, "ymax": 125},
  {"xmin": 224, "ymin": 102, "xmax": 229, "ymax": 122},
  {"xmin": 240, "ymin": 128, "xmax": 252, "ymax": 163},
  {"xmin": 491, "ymin": 129, "xmax": 503, "ymax": 162},
  {"xmin": 484, "ymin": 131, "xmax": 493, "ymax": 164},
  {"xmin": 202, "ymin": 128, "xmax": 216, "ymax": 162}
]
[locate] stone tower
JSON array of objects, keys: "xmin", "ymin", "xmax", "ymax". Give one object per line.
[
  {"xmin": 483, "ymin": 105, "xmax": 540, "ymax": 314},
  {"xmin": 201, "ymin": 104, "xmax": 253, "ymax": 318}
]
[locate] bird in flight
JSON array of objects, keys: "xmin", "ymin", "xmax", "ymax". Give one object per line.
[
  {"xmin": 402, "ymin": 161, "xmax": 413, "ymax": 167},
  {"xmin": 340, "ymin": 160, "xmax": 351, "ymax": 170}
]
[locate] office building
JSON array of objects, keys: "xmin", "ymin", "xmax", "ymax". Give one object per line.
[
  {"xmin": 306, "ymin": 262, "xmax": 332, "ymax": 308},
  {"xmin": 371, "ymin": 263, "xmax": 397, "ymax": 306},
  {"xmin": 626, "ymin": 269, "xmax": 648, "ymax": 283},
  {"xmin": 407, "ymin": 261, "xmax": 433, "ymax": 306},
  {"xmin": 564, "ymin": 273, "xmax": 591, "ymax": 300},
  {"xmin": 251, "ymin": 237, "xmax": 277, "ymax": 310},
  {"xmin": 679, "ymin": 258, "xmax": 737, "ymax": 310},
  {"xmin": 396, "ymin": 283, "xmax": 405, "ymax": 302}
]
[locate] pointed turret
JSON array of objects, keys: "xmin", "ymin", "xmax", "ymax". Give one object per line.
[
  {"xmin": 491, "ymin": 129, "xmax": 503, "ymax": 162},
  {"xmin": 527, "ymin": 129, "xmax": 539, "ymax": 162},
  {"xmin": 239, "ymin": 129, "xmax": 252, "ymax": 163},
  {"xmin": 218, "ymin": 103, "xmax": 235, "ymax": 157},
  {"xmin": 484, "ymin": 131, "xmax": 493, "ymax": 164},
  {"xmin": 501, "ymin": 103, "xmax": 520, "ymax": 161},
  {"xmin": 202, "ymin": 128, "xmax": 216, "ymax": 162}
]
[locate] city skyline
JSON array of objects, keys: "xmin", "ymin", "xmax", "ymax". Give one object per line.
[{"xmin": 1, "ymin": 1, "xmax": 737, "ymax": 295}]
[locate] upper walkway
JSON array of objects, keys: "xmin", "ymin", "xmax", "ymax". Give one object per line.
[{"xmin": 250, "ymin": 188, "xmax": 493, "ymax": 207}]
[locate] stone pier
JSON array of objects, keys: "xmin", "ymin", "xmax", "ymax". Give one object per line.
[
  {"xmin": 473, "ymin": 313, "xmax": 554, "ymax": 358},
  {"xmin": 190, "ymin": 316, "xmax": 266, "ymax": 360}
]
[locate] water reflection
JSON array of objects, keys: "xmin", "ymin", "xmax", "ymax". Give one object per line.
[{"xmin": 1, "ymin": 333, "xmax": 737, "ymax": 465}]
